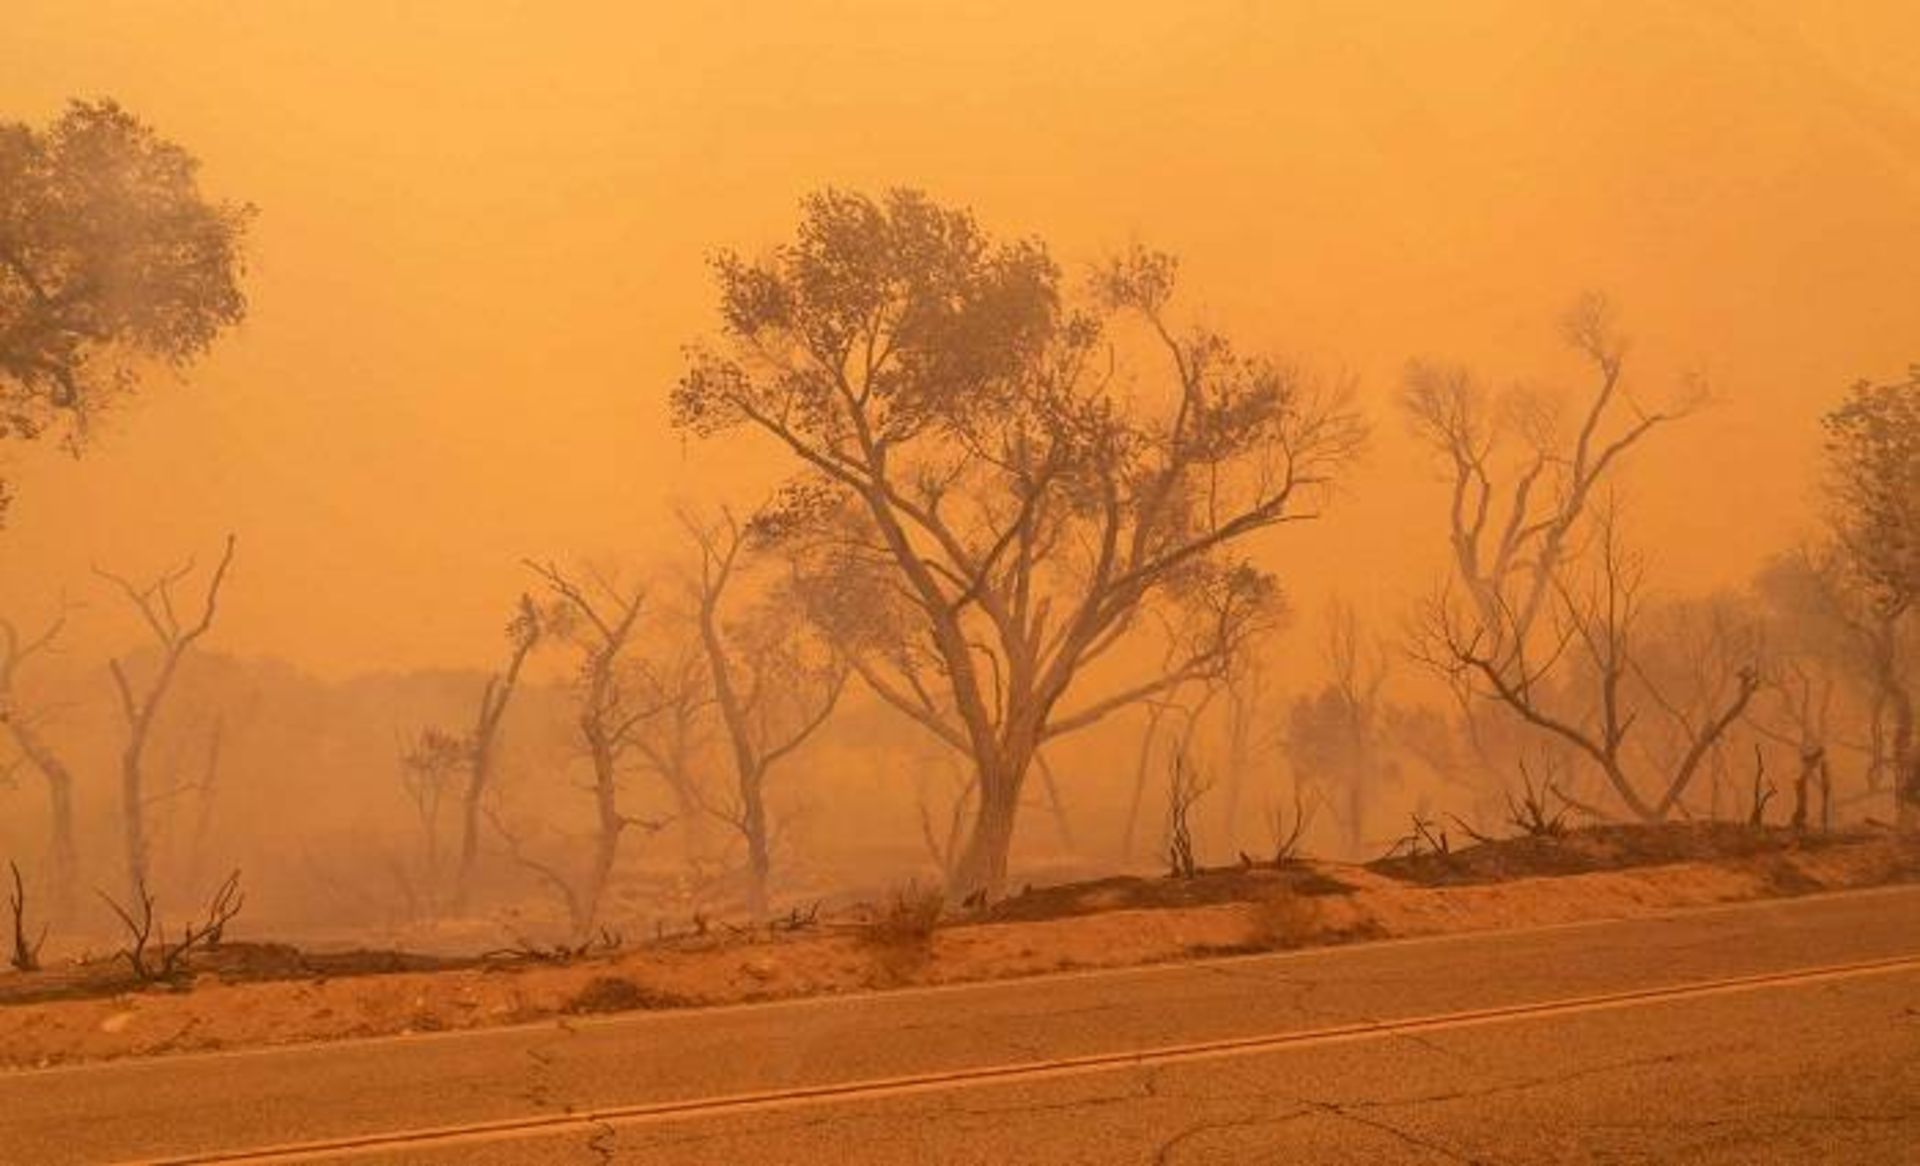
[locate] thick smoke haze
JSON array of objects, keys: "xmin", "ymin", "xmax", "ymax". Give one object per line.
[
  {"xmin": 2, "ymin": 1, "xmax": 1915, "ymax": 676},
  {"xmin": 1, "ymin": 3, "xmax": 1916, "ymax": 952}
]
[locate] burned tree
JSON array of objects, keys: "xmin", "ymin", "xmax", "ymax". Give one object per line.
[
  {"xmin": 1755, "ymin": 547, "xmax": 1897, "ymax": 824},
  {"xmin": 8, "ymin": 860, "xmax": 46, "ymax": 972},
  {"xmin": 97, "ymin": 868, "xmax": 244, "ymax": 984},
  {"xmin": 684, "ymin": 510, "xmax": 846, "ymax": 922},
  {"xmin": 98, "ymin": 535, "xmax": 237, "ymax": 897},
  {"xmin": 674, "ymin": 190, "xmax": 1361, "ymax": 895},
  {"xmin": 0, "ymin": 605, "xmax": 80, "ymax": 909},
  {"xmin": 397, "ymin": 725, "xmax": 467, "ymax": 911},
  {"xmin": 1405, "ymin": 300, "xmax": 1758, "ymax": 821},
  {"xmin": 1418, "ymin": 506, "xmax": 1760, "ymax": 821},
  {"xmin": 450, "ymin": 594, "xmax": 541, "ymax": 911},
  {"xmin": 1284, "ymin": 601, "xmax": 1392, "ymax": 855},
  {"xmin": 0, "ymin": 100, "xmax": 249, "ymax": 517},
  {"xmin": 1118, "ymin": 646, "xmax": 1222, "ymax": 866},
  {"xmin": 627, "ymin": 638, "xmax": 715, "ymax": 865},
  {"xmin": 1164, "ymin": 751, "xmax": 1212, "ymax": 880},
  {"xmin": 524, "ymin": 561, "xmax": 660, "ymax": 939},
  {"xmin": 1402, "ymin": 295, "xmax": 1695, "ymax": 656}
]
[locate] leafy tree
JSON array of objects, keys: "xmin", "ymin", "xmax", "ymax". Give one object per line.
[
  {"xmin": 1824, "ymin": 370, "xmax": 1919, "ymax": 619},
  {"xmin": 673, "ymin": 189, "xmax": 1363, "ymax": 895},
  {"xmin": 0, "ymin": 99, "xmax": 249, "ymax": 510},
  {"xmin": 1821, "ymin": 370, "xmax": 1919, "ymax": 823}
]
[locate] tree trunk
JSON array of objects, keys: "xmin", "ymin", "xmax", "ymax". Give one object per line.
[
  {"xmin": 1891, "ymin": 682, "xmax": 1917, "ymax": 830},
  {"xmin": 579, "ymin": 810, "xmax": 621, "ymax": 942},
  {"xmin": 453, "ymin": 776, "xmax": 484, "ymax": 912},
  {"xmin": 7, "ymin": 723, "xmax": 77, "ymax": 914},
  {"xmin": 742, "ymin": 776, "xmax": 770, "ymax": 924},
  {"xmin": 1346, "ymin": 771, "xmax": 1366, "ymax": 858},
  {"xmin": 121, "ymin": 747, "xmax": 148, "ymax": 898},
  {"xmin": 671, "ymin": 774, "xmax": 709, "ymax": 865},
  {"xmin": 45, "ymin": 767, "xmax": 76, "ymax": 914},
  {"xmin": 952, "ymin": 757, "xmax": 1025, "ymax": 899},
  {"xmin": 1119, "ymin": 707, "xmax": 1167, "ymax": 864},
  {"xmin": 1036, "ymin": 756, "xmax": 1075, "ymax": 853}
]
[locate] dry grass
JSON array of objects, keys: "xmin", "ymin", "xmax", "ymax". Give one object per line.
[
  {"xmin": 858, "ymin": 880, "xmax": 945, "ymax": 981},
  {"xmin": 1241, "ymin": 891, "xmax": 1323, "ymax": 951},
  {"xmin": 565, "ymin": 975, "xmax": 688, "ymax": 1015},
  {"xmin": 1236, "ymin": 898, "xmax": 1328, "ymax": 952}
]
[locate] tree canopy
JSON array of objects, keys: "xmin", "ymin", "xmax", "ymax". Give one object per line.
[
  {"xmin": 674, "ymin": 187, "xmax": 1363, "ymax": 893},
  {"xmin": 0, "ymin": 99, "xmax": 250, "ymax": 480},
  {"xmin": 1823, "ymin": 368, "xmax": 1920, "ymax": 619}
]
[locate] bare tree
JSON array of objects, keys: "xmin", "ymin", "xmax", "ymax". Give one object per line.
[
  {"xmin": 1118, "ymin": 696, "xmax": 1181, "ymax": 866},
  {"xmin": 97, "ymin": 535, "xmax": 237, "ymax": 897},
  {"xmin": 675, "ymin": 191, "xmax": 1361, "ymax": 897},
  {"xmin": 1216, "ymin": 637, "xmax": 1281, "ymax": 856},
  {"xmin": 1264, "ymin": 781, "xmax": 1315, "ymax": 866},
  {"xmin": 451, "ymin": 594, "xmax": 541, "ymax": 911},
  {"xmin": 1118, "ymin": 645, "xmax": 1224, "ymax": 866},
  {"xmin": 397, "ymin": 725, "xmax": 467, "ymax": 913},
  {"xmin": 1285, "ymin": 600, "xmax": 1391, "ymax": 855},
  {"xmin": 684, "ymin": 510, "xmax": 847, "ymax": 921},
  {"xmin": 1417, "ymin": 506, "xmax": 1759, "ymax": 821},
  {"xmin": 0, "ymin": 605, "xmax": 79, "ymax": 909},
  {"xmin": 1403, "ymin": 300, "xmax": 1759, "ymax": 822},
  {"xmin": 525, "ymin": 561, "xmax": 662, "ymax": 938},
  {"xmin": 627, "ymin": 637, "xmax": 715, "ymax": 864},
  {"xmin": 1164, "ymin": 751, "xmax": 1212, "ymax": 880},
  {"xmin": 1123, "ymin": 597, "xmax": 1279, "ymax": 864},
  {"xmin": 1754, "ymin": 547, "xmax": 1894, "ymax": 823},
  {"xmin": 1403, "ymin": 298, "xmax": 1703, "ymax": 803},
  {"xmin": 8, "ymin": 860, "xmax": 46, "ymax": 972},
  {"xmin": 1402, "ymin": 295, "xmax": 1695, "ymax": 653}
]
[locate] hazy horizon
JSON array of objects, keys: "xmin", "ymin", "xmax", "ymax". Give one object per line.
[{"xmin": 4, "ymin": 0, "xmax": 1916, "ymax": 677}]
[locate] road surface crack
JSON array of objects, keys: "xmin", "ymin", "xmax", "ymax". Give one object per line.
[
  {"xmin": 1305, "ymin": 1098, "xmax": 1494, "ymax": 1165},
  {"xmin": 518, "ymin": 1021, "xmax": 579, "ymax": 1115},
  {"xmin": 1150, "ymin": 1106, "xmax": 1314, "ymax": 1164}
]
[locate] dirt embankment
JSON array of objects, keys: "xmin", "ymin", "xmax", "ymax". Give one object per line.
[{"xmin": 1, "ymin": 825, "xmax": 1914, "ymax": 1070}]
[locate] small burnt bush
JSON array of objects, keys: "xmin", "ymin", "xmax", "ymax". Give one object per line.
[
  {"xmin": 859, "ymin": 881, "xmax": 945, "ymax": 980},
  {"xmin": 566, "ymin": 975, "xmax": 686, "ymax": 1015}
]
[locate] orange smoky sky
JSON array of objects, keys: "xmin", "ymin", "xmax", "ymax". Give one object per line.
[{"xmin": 2, "ymin": 1, "xmax": 1916, "ymax": 676}]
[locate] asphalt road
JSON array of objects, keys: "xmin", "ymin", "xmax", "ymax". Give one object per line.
[{"xmin": 5, "ymin": 886, "xmax": 1917, "ymax": 1165}]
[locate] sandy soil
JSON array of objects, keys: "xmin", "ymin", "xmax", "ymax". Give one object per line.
[{"xmin": 1, "ymin": 826, "xmax": 1913, "ymax": 1069}]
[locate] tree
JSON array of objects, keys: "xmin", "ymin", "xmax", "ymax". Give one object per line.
[
  {"xmin": 1417, "ymin": 505, "xmax": 1760, "ymax": 821},
  {"xmin": 683, "ymin": 509, "xmax": 846, "ymax": 922},
  {"xmin": 98, "ymin": 535, "xmax": 238, "ymax": 897},
  {"xmin": 1285, "ymin": 601, "xmax": 1391, "ymax": 855},
  {"xmin": 397, "ymin": 725, "xmax": 467, "ymax": 914},
  {"xmin": 0, "ymin": 603, "xmax": 80, "ymax": 910},
  {"xmin": 0, "ymin": 100, "xmax": 249, "ymax": 513},
  {"xmin": 1820, "ymin": 370, "xmax": 1919, "ymax": 824},
  {"xmin": 1402, "ymin": 295, "xmax": 1695, "ymax": 655},
  {"xmin": 626, "ymin": 636, "xmax": 715, "ymax": 865},
  {"xmin": 1756, "ymin": 547, "xmax": 1907, "ymax": 816},
  {"xmin": 524, "ymin": 561, "xmax": 659, "ymax": 939},
  {"xmin": 451, "ymin": 595, "xmax": 542, "ymax": 911},
  {"xmin": 673, "ymin": 189, "xmax": 1362, "ymax": 896},
  {"xmin": 1403, "ymin": 299, "xmax": 1758, "ymax": 821}
]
